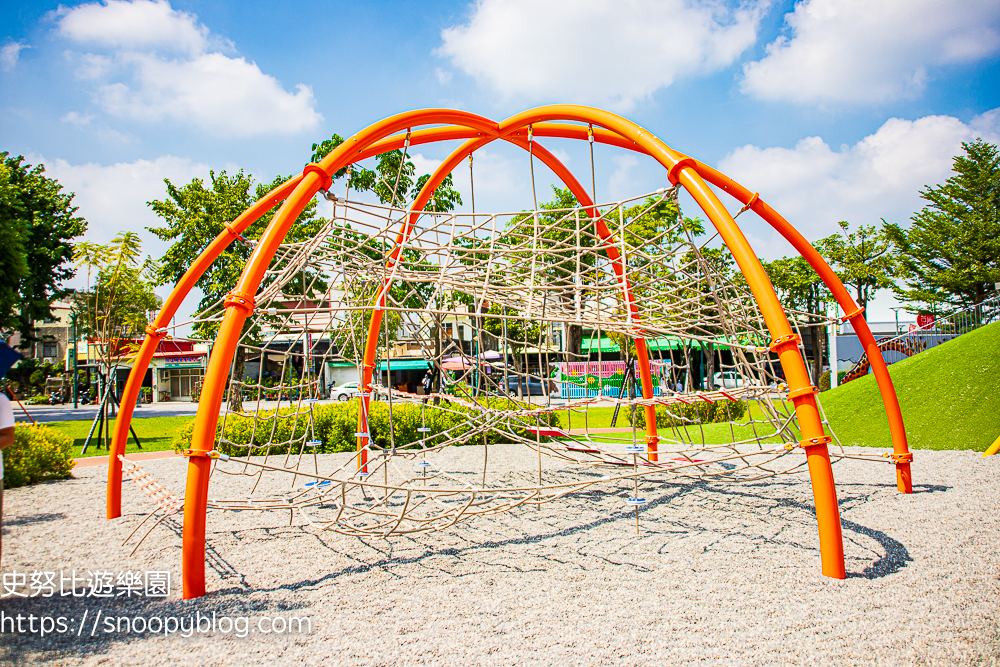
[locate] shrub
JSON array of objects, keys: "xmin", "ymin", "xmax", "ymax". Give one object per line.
[
  {"xmin": 819, "ymin": 370, "xmax": 850, "ymax": 392},
  {"xmin": 174, "ymin": 398, "xmax": 561, "ymax": 456},
  {"xmin": 628, "ymin": 398, "xmax": 748, "ymax": 430},
  {"xmin": 3, "ymin": 424, "xmax": 75, "ymax": 489}
]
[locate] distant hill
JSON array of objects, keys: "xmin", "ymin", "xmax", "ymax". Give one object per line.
[{"xmin": 822, "ymin": 320, "xmax": 1000, "ymax": 451}]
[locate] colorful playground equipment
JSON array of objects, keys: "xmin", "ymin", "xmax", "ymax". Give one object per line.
[{"xmin": 104, "ymin": 106, "xmax": 913, "ymax": 599}]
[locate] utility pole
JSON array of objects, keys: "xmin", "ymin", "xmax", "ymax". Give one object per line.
[{"xmin": 71, "ymin": 311, "xmax": 79, "ymax": 408}]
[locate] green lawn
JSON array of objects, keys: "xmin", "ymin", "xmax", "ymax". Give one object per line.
[
  {"xmin": 555, "ymin": 400, "xmax": 794, "ymax": 446},
  {"xmin": 821, "ymin": 320, "xmax": 1000, "ymax": 451},
  {"xmin": 45, "ymin": 415, "xmax": 194, "ymax": 458}
]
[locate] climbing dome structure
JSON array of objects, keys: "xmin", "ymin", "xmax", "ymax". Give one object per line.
[{"xmin": 107, "ymin": 106, "xmax": 913, "ymax": 599}]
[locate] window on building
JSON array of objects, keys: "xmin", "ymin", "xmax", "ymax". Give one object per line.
[
  {"xmin": 42, "ymin": 342, "xmax": 57, "ymax": 358},
  {"xmin": 457, "ymin": 325, "xmax": 465, "ymax": 341}
]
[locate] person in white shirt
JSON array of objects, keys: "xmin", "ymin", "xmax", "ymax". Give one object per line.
[{"xmin": 0, "ymin": 392, "xmax": 14, "ymax": 563}]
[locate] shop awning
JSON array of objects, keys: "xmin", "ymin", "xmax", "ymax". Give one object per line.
[{"xmin": 378, "ymin": 359, "xmax": 432, "ymax": 371}]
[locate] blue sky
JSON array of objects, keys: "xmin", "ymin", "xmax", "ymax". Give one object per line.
[{"xmin": 2, "ymin": 0, "xmax": 999, "ymax": 324}]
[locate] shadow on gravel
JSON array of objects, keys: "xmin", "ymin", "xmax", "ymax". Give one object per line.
[
  {"xmin": 4, "ymin": 513, "xmax": 67, "ymax": 527},
  {"xmin": 842, "ymin": 518, "xmax": 912, "ymax": 579},
  {"xmin": 910, "ymin": 484, "xmax": 949, "ymax": 494}
]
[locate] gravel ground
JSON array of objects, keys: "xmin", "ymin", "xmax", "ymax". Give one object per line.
[{"xmin": 1, "ymin": 446, "xmax": 998, "ymax": 666}]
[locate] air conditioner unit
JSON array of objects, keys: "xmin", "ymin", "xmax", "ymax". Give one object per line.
[{"xmin": 43, "ymin": 357, "xmax": 54, "ymax": 364}]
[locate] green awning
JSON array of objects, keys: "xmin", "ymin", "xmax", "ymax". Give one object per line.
[
  {"xmin": 580, "ymin": 336, "xmax": 738, "ymax": 353},
  {"xmin": 378, "ymin": 358, "xmax": 432, "ymax": 371}
]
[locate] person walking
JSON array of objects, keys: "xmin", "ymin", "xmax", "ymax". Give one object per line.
[{"xmin": 0, "ymin": 341, "xmax": 23, "ymax": 564}]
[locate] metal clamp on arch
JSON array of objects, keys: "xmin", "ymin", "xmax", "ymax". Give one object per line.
[
  {"xmin": 667, "ymin": 157, "xmax": 698, "ymax": 186},
  {"xmin": 788, "ymin": 385, "xmax": 819, "ymax": 400},
  {"xmin": 224, "ymin": 290, "xmax": 256, "ymax": 315},
  {"xmin": 768, "ymin": 333, "xmax": 801, "ymax": 353},
  {"xmin": 735, "ymin": 192, "xmax": 759, "ymax": 217},
  {"xmin": 840, "ymin": 305, "xmax": 865, "ymax": 323},
  {"xmin": 883, "ymin": 452, "xmax": 913, "ymax": 463},
  {"xmin": 303, "ymin": 163, "xmax": 334, "ymax": 192},
  {"xmin": 799, "ymin": 435, "xmax": 832, "ymax": 448}
]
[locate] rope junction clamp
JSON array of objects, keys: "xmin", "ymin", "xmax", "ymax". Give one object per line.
[
  {"xmin": 883, "ymin": 452, "xmax": 914, "ymax": 463},
  {"xmin": 144, "ymin": 325, "xmax": 168, "ymax": 339},
  {"xmin": 223, "ymin": 221, "xmax": 255, "ymax": 249},
  {"xmin": 768, "ymin": 333, "xmax": 802, "ymax": 353},
  {"xmin": 224, "ymin": 290, "xmax": 256, "ymax": 315}
]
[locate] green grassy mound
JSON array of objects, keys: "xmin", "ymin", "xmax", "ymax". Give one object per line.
[{"xmin": 822, "ymin": 320, "xmax": 1000, "ymax": 451}]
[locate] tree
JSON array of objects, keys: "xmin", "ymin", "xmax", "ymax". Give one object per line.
[
  {"xmin": 148, "ymin": 170, "xmax": 325, "ymax": 411},
  {"xmin": 884, "ymin": 139, "xmax": 1000, "ymax": 309},
  {"xmin": 824, "ymin": 220, "xmax": 896, "ymax": 320},
  {"xmin": 73, "ymin": 232, "xmax": 159, "ymax": 448},
  {"xmin": 762, "ymin": 252, "xmax": 831, "ymax": 387},
  {"xmin": 0, "ymin": 153, "xmax": 87, "ymax": 344}
]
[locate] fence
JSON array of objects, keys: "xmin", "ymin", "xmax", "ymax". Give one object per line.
[{"xmin": 553, "ymin": 360, "xmax": 673, "ymax": 399}]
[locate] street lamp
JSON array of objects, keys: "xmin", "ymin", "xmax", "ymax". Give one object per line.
[{"xmin": 889, "ymin": 306, "xmax": 905, "ymax": 335}]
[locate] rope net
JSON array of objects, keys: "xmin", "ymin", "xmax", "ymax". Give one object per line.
[{"xmin": 178, "ymin": 183, "xmax": 871, "ymax": 538}]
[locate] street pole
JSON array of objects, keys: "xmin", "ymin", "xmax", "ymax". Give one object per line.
[{"xmin": 72, "ymin": 313, "xmax": 78, "ymax": 408}]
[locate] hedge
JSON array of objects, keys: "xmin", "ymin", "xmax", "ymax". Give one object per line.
[
  {"xmin": 627, "ymin": 398, "xmax": 748, "ymax": 430},
  {"xmin": 174, "ymin": 398, "xmax": 561, "ymax": 456},
  {"xmin": 3, "ymin": 424, "xmax": 76, "ymax": 489}
]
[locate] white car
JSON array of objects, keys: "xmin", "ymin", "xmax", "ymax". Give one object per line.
[
  {"xmin": 701, "ymin": 371, "xmax": 745, "ymax": 390},
  {"xmin": 329, "ymin": 382, "xmax": 362, "ymax": 401}
]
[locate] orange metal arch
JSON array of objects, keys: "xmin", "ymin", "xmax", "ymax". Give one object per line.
[
  {"xmin": 181, "ymin": 109, "xmax": 503, "ymax": 598},
  {"xmin": 182, "ymin": 105, "xmax": 845, "ymax": 597},
  {"xmin": 105, "ymin": 173, "xmax": 305, "ymax": 519},
  {"xmin": 107, "ymin": 121, "xmax": 911, "ymax": 523},
  {"xmin": 109, "ymin": 105, "xmax": 916, "ymax": 598}
]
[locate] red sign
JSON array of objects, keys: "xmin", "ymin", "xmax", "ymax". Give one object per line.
[{"xmin": 916, "ymin": 314, "xmax": 935, "ymax": 329}]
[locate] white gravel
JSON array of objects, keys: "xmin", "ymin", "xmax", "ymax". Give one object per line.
[{"xmin": 1, "ymin": 446, "xmax": 999, "ymax": 666}]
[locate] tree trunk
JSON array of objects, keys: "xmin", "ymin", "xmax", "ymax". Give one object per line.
[
  {"xmin": 567, "ymin": 323, "xmax": 583, "ymax": 358},
  {"xmin": 809, "ymin": 325, "xmax": 823, "ymax": 387},
  {"xmin": 228, "ymin": 345, "xmax": 245, "ymax": 412}
]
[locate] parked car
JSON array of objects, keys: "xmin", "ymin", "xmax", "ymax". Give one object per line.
[
  {"xmin": 501, "ymin": 375, "xmax": 549, "ymax": 396},
  {"xmin": 329, "ymin": 382, "xmax": 362, "ymax": 401},
  {"xmin": 701, "ymin": 371, "xmax": 746, "ymax": 390}
]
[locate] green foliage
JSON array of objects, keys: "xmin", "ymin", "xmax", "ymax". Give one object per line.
[
  {"xmin": 885, "ymin": 139, "xmax": 1000, "ymax": 309},
  {"xmin": 627, "ymin": 399, "xmax": 748, "ymax": 430},
  {"xmin": 3, "ymin": 424, "xmax": 75, "ymax": 489},
  {"xmin": 0, "ymin": 153, "xmax": 87, "ymax": 342},
  {"xmin": 73, "ymin": 232, "xmax": 160, "ymax": 377},
  {"xmin": 818, "ymin": 370, "xmax": 848, "ymax": 392},
  {"xmin": 173, "ymin": 399, "xmax": 560, "ymax": 456},
  {"xmin": 148, "ymin": 169, "xmax": 325, "ymax": 340},
  {"xmin": 824, "ymin": 220, "xmax": 897, "ymax": 318}
]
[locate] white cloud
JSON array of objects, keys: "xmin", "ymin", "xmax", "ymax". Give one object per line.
[
  {"xmin": 438, "ymin": 0, "xmax": 766, "ymax": 109},
  {"xmin": 608, "ymin": 154, "xmax": 639, "ymax": 201},
  {"xmin": 434, "ymin": 67, "xmax": 452, "ymax": 85},
  {"xmin": 717, "ymin": 109, "xmax": 1000, "ymax": 246},
  {"xmin": 61, "ymin": 111, "xmax": 93, "ymax": 125},
  {"xmin": 1, "ymin": 41, "xmax": 28, "ymax": 71},
  {"xmin": 35, "ymin": 154, "xmax": 211, "ymax": 246},
  {"xmin": 54, "ymin": 0, "xmax": 321, "ymax": 136},
  {"xmin": 55, "ymin": 0, "xmax": 212, "ymax": 55},
  {"xmin": 741, "ymin": 0, "xmax": 1000, "ymax": 104}
]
